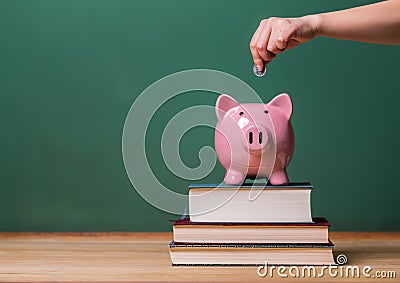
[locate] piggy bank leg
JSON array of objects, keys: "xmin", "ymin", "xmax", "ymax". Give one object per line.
[
  {"xmin": 269, "ymin": 170, "xmax": 289, "ymax": 185},
  {"xmin": 224, "ymin": 169, "xmax": 246, "ymax": 185}
]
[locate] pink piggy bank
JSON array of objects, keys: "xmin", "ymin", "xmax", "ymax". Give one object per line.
[{"xmin": 215, "ymin": 93, "xmax": 294, "ymax": 185}]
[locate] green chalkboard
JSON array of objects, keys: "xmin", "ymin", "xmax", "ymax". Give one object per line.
[{"xmin": 0, "ymin": 0, "xmax": 399, "ymax": 231}]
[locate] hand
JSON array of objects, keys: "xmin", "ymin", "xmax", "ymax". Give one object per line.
[{"xmin": 249, "ymin": 16, "xmax": 319, "ymax": 71}]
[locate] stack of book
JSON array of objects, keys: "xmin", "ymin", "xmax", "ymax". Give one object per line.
[{"xmin": 169, "ymin": 182, "xmax": 335, "ymax": 266}]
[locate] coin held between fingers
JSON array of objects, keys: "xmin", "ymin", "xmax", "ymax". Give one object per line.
[{"xmin": 253, "ymin": 64, "xmax": 267, "ymax": 77}]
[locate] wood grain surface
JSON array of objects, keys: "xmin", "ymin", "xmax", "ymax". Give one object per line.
[{"xmin": 0, "ymin": 232, "xmax": 399, "ymax": 282}]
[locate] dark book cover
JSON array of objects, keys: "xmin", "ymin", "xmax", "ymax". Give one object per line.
[
  {"xmin": 171, "ymin": 263, "xmax": 335, "ymax": 266},
  {"xmin": 173, "ymin": 217, "xmax": 330, "ymax": 227},
  {"xmin": 189, "ymin": 182, "xmax": 313, "ymax": 189},
  {"xmin": 169, "ymin": 240, "xmax": 335, "ymax": 249}
]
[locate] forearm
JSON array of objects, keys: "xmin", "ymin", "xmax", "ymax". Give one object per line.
[{"xmin": 310, "ymin": 0, "xmax": 400, "ymax": 45}]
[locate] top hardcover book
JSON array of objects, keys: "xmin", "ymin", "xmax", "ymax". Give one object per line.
[{"xmin": 189, "ymin": 183, "xmax": 313, "ymax": 223}]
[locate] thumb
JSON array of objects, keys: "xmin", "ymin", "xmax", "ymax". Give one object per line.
[
  {"xmin": 267, "ymin": 28, "xmax": 291, "ymax": 55},
  {"xmin": 276, "ymin": 36, "xmax": 289, "ymax": 50}
]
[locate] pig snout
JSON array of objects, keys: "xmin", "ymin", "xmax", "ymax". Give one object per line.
[{"xmin": 244, "ymin": 126, "xmax": 268, "ymax": 151}]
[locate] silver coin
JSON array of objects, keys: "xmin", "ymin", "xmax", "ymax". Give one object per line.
[{"xmin": 253, "ymin": 64, "xmax": 267, "ymax": 77}]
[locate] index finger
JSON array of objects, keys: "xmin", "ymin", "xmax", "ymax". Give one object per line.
[{"xmin": 249, "ymin": 24, "xmax": 265, "ymax": 72}]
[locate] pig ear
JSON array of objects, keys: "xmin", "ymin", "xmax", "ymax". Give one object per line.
[
  {"xmin": 215, "ymin": 94, "xmax": 240, "ymax": 121},
  {"xmin": 268, "ymin": 93, "xmax": 293, "ymax": 120}
]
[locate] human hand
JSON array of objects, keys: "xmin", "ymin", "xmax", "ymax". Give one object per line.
[{"xmin": 249, "ymin": 15, "xmax": 319, "ymax": 71}]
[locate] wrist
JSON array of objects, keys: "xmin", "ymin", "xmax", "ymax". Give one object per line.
[{"xmin": 303, "ymin": 14, "xmax": 323, "ymax": 38}]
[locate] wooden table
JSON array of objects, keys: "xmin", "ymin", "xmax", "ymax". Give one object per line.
[{"xmin": 0, "ymin": 232, "xmax": 399, "ymax": 282}]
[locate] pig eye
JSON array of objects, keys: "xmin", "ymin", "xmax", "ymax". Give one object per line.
[
  {"xmin": 264, "ymin": 110, "xmax": 269, "ymax": 114},
  {"xmin": 239, "ymin": 112, "xmax": 244, "ymax": 116}
]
